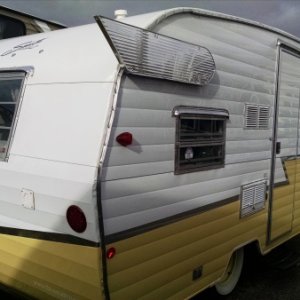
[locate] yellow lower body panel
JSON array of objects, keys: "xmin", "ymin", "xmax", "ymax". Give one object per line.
[
  {"xmin": 5, "ymin": 159, "xmax": 300, "ymax": 299},
  {"xmin": 0, "ymin": 234, "xmax": 103, "ymax": 300},
  {"xmin": 105, "ymin": 159, "xmax": 300, "ymax": 299},
  {"xmin": 106, "ymin": 201, "xmax": 268, "ymax": 300},
  {"xmin": 271, "ymin": 159, "xmax": 296, "ymax": 240},
  {"xmin": 293, "ymin": 160, "xmax": 300, "ymax": 231}
]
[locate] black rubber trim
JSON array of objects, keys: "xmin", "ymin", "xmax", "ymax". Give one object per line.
[{"xmin": 0, "ymin": 226, "xmax": 98, "ymax": 247}]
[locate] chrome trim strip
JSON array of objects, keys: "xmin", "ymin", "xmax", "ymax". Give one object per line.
[
  {"xmin": 267, "ymin": 41, "xmax": 300, "ymax": 244},
  {"xmin": 96, "ymin": 67, "xmax": 124, "ymax": 300},
  {"xmin": 267, "ymin": 41, "xmax": 282, "ymax": 244},
  {"xmin": 105, "ymin": 196, "xmax": 238, "ymax": 244},
  {"xmin": 173, "ymin": 105, "xmax": 229, "ymax": 118},
  {"xmin": 0, "ymin": 66, "xmax": 34, "ymax": 76},
  {"xmin": 0, "ymin": 71, "xmax": 27, "ymax": 162},
  {"xmin": 277, "ymin": 39, "xmax": 300, "ymax": 54},
  {"xmin": 145, "ymin": 8, "xmax": 300, "ymax": 45}
]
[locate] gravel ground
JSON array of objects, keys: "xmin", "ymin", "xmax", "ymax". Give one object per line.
[{"xmin": 194, "ymin": 235, "xmax": 300, "ymax": 300}]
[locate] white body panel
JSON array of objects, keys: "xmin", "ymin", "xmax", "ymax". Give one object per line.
[
  {"xmin": 101, "ymin": 13, "xmax": 295, "ymax": 235},
  {"xmin": 0, "ymin": 24, "xmax": 116, "ymax": 84},
  {"xmin": 11, "ymin": 83, "xmax": 114, "ymax": 165},
  {"xmin": 0, "ymin": 24, "xmax": 119, "ymax": 242},
  {"xmin": 0, "ymin": 7, "xmax": 299, "ymax": 242}
]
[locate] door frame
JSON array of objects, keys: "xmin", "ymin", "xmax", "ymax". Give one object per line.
[{"xmin": 267, "ymin": 40, "xmax": 300, "ymax": 244}]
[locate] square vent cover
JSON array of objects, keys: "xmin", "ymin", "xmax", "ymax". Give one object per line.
[
  {"xmin": 240, "ymin": 180, "xmax": 267, "ymax": 218},
  {"xmin": 244, "ymin": 104, "xmax": 270, "ymax": 129}
]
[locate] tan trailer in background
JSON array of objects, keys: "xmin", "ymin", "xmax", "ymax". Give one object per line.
[{"xmin": 0, "ymin": 5, "xmax": 65, "ymax": 40}]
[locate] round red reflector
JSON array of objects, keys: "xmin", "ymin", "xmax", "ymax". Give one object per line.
[
  {"xmin": 107, "ymin": 247, "xmax": 116, "ymax": 259},
  {"xmin": 66, "ymin": 205, "xmax": 87, "ymax": 233},
  {"xmin": 116, "ymin": 132, "xmax": 132, "ymax": 147}
]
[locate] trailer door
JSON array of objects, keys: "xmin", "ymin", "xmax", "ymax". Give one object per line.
[{"xmin": 269, "ymin": 45, "xmax": 300, "ymax": 242}]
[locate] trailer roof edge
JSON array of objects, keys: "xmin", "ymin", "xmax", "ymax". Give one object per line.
[{"xmin": 123, "ymin": 7, "xmax": 300, "ymax": 44}]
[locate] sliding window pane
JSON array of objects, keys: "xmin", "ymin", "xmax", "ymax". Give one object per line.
[
  {"xmin": 0, "ymin": 79, "xmax": 23, "ymax": 102},
  {"xmin": 0, "ymin": 128, "xmax": 9, "ymax": 160},
  {"xmin": 0, "ymin": 128, "xmax": 9, "ymax": 141},
  {"xmin": 0, "ymin": 104, "xmax": 15, "ymax": 127}
]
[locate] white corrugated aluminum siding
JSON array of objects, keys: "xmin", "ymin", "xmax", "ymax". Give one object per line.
[{"xmin": 101, "ymin": 13, "xmax": 293, "ymax": 235}]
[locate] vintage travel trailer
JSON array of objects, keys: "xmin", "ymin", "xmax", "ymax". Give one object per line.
[{"xmin": 0, "ymin": 6, "xmax": 300, "ymax": 300}]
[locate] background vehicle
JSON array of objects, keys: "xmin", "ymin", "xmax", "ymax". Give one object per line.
[{"xmin": 0, "ymin": 5, "xmax": 64, "ymax": 39}]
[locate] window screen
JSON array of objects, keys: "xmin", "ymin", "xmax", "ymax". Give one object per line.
[
  {"xmin": 0, "ymin": 72, "xmax": 25, "ymax": 160},
  {"xmin": 173, "ymin": 106, "xmax": 229, "ymax": 174}
]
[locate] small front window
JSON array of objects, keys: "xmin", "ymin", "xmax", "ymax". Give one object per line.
[
  {"xmin": 0, "ymin": 72, "xmax": 25, "ymax": 160},
  {"xmin": 173, "ymin": 106, "xmax": 229, "ymax": 174}
]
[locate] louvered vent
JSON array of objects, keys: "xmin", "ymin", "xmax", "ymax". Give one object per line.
[
  {"xmin": 95, "ymin": 16, "xmax": 216, "ymax": 86},
  {"xmin": 258, "ymin": 106, "xmax": 270, "ymax": 129},
  {"xmin": 245, "ymin": 104, "xmax": 270, "ymax": 129},
  {"xmin": 240, "ymin": 180, "xmax": 266, "ymax": 218}
]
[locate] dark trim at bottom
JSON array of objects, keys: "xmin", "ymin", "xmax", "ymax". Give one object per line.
[
  {"xmin": 0, "ymin": 226, "xmax": 99, "ymax": 247},
  {"xmin": 97, "ymin": 166, "xmax": 111, "ymax": 300},
  {"xmin": 106, "ymin": 195, "xmax": 239, "ymax": 244},
  {"xmin": 273, "ymin": 179, "xmax": 289, "ymax": 188}
]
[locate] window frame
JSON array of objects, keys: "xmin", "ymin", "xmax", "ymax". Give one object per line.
[
  {"xmin": 0, "ymin": 71, "xmax": 26, "ymax": 161},
  {"xmin": 173, "ymin": 106, "xmax": 229, "ymax": 175}
]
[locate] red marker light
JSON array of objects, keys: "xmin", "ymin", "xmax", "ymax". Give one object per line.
[
  {"xmin": 66, "ymin": 205, "xmax": 87, "ymax": 233},
  {"xmin": 107, "ymin": 247, "xmax": 116, "ymax": 259},
  {"xmin": 116, "ymin": 132, "xmax": 132, "ymax": 147}
]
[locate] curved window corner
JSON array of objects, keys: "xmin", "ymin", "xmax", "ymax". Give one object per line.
[
  {"xmin": 0, "ymin": 72, "xmax": 25, "ymax": 161},
  {"xmin": 173, "ymin": 106, "xmax": 229, "ymax": 174}
]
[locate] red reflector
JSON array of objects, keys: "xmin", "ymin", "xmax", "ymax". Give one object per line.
[
  {"xmin": 66, "ymin": 205, "xmax": 87, "ymax": 233},
  {"xmin": 116, "ymin": 132, "xmax": 132, "ymax": 147},
  {"xmin": 107, "ymin": 247, "xmax": 116, "ymax": 259}
]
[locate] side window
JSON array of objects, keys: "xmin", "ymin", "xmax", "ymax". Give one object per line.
[
  {"xmin": 173, "ymin": 106, "xmax": 229, "ymax": 174},
  {"xmin": 0, "ymin": 72, "xmax": 25, "ymax": 160}
]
